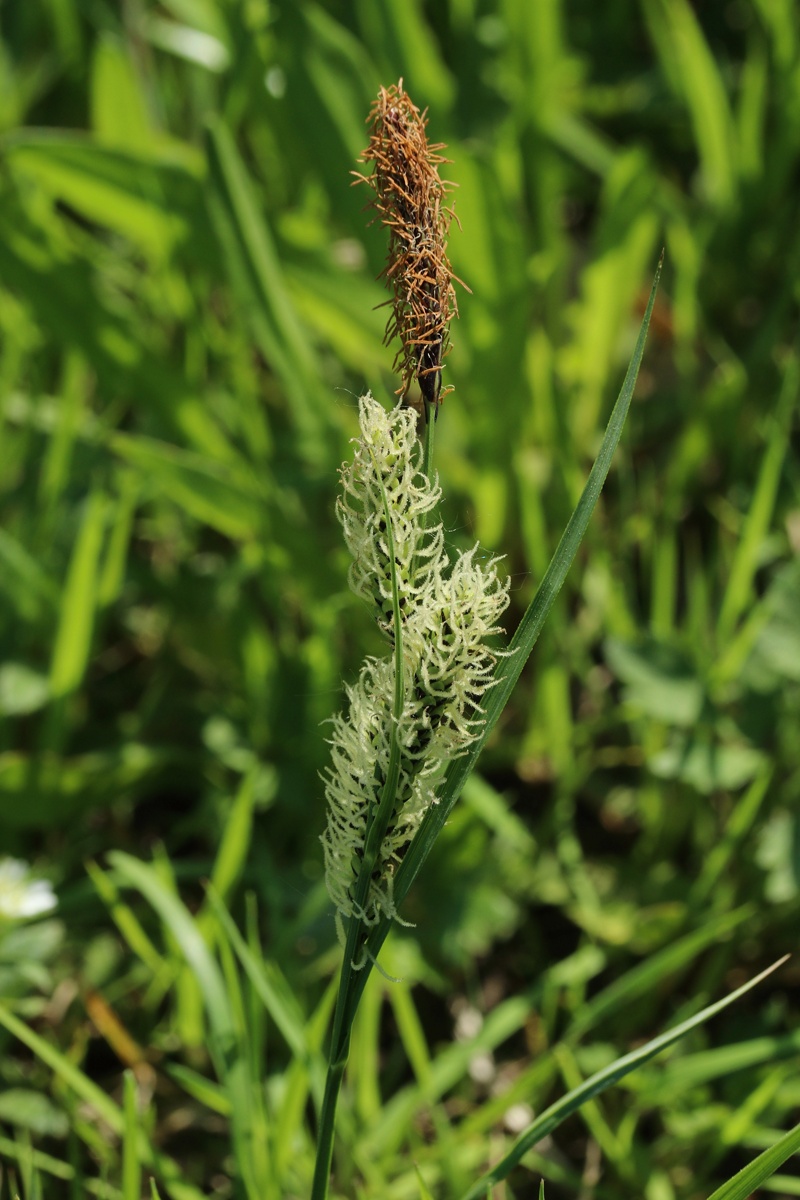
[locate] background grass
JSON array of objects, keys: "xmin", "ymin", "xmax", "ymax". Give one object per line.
[{"xmin": 0, "ymin": 1, "xmax": 799, "ymax": 1197}]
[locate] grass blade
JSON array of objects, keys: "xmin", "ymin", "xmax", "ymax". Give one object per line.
[
  {"xmin": 716, "ymin": 354, "xmax": 798, "ymax": 644},
  {"xmin": 204, "ymin": 115, "xmax": 329, "ymax": 464},
  {"xmin": 121, "ymin": 1072, "xmax": 141, "ymax": 1200},
  {"xmin": 459, "ymin": 957, "xmax": 788, "ymax": 1200},
  {"xmin": 704, "ymin": 1119, "xmax": 800, "ymax": 1200},
  {"xmin": 0, "ymin": 987, "xmax": 217, "ymax": 1200},
  {"xmin": 47, "ymin": 490, "xmax": 106, "ymax": 703},
  {"xmin": 108, "ymin": 852, "xmax": 259, "ymax": 1198},
  {"xmin": 357, "ymin": 253, "xmax": 663, "ymax": 990}
]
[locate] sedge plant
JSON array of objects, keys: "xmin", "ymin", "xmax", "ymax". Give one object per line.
[
  {"xmin": 310, "ymin": 81, "xmax": 799, "ymax": 1200},
  {"xmin": 1, "ymin": 75, "xmax": 796, "ymax": 1200}
]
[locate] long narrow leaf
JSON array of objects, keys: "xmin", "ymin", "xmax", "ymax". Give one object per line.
[
  {"xmin": 0, "ymin": 1000, "xmax": 204, "ymax": 1200},
  {"xmin": 459, "ymin": 957, "xmax": 788, "ymax": 1200},
  {"xmin": 204, "ymin": 116, "xmax": 329, "ymax": 464},
  {"xmin": 108, "ymin": 852, "xmax": 258, "ymax": 1198},
  {"xmin": 121, "ymin": 1072, "xmax": 141, "ymax": 1200},
  {"xmin": 704, "ymin": 1119, "xmax": 800, "ymax": 1200},
  {"xmin": 205, "ymin": 885, "xmax": 315, "ymax": 1070},
  {"xmin": 355, "ymin": 254, "xmax": 663, "ymax": 996}
]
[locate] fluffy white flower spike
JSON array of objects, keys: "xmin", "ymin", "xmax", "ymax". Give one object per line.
[
  {"xmin": 336, "ymin": 395, "xmax": 443, "ymax": 636},
  {"xmin": 322, "ymin": 395, "xmax": 509, "ymax": 942}
]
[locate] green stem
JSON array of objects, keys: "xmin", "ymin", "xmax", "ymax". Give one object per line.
[
  {"xmin": 310, "ymin": 910, "xmax": 362, "ymax": 1200},
  {"xmin": 310, "ymin": 1063, "xmax": 345, "ymax": 1200},
  {"xmin": 421, "ymin": 399, "xmax": 436, "ymax": 482},
  {"xmin": 359, "ymin": 451, "xmax": 406, "ymax": 875}
]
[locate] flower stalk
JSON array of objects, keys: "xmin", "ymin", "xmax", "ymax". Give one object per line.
[{"xmin": 315, "ymin": 82, "xmax": 501, "ymax": 1200}]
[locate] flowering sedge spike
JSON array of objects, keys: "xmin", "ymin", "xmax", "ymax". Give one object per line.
[
  {"xmin": 354, "ymin": 81, "xmax": 466, "ymax": 413},
  {"xmin": 336, "ymin": 394, "xmax": 443, "ymax": 635},
  {"xmin": 321, "ymin": 395, "xmax": 509, "ymax": 940}
]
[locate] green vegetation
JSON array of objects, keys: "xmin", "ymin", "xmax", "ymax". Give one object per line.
[{"xmin": 0, "ymin": 2, "xmax": 799, "ymax": 1198}]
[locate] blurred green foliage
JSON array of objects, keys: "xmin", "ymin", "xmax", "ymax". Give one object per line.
[{"xmin": 1, "ymin": 0, "xmax": 799, "ymax": 1197}]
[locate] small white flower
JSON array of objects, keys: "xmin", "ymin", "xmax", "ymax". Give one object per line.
[
  {"xmin": 0, "ymin": 858, "xmax": 57, "ymax": 920},
  {"xmin": 322, "ymin": 395, "xmax": 510, "ymax": 939}
]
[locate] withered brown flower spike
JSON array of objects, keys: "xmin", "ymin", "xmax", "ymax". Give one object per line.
[{"xmin": 354, "ymin": 80, "xmax": 468, "ymax": 418}]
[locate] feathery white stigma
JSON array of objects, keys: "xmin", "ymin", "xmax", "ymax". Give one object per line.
[{"xmin": 322, "ymin": 395, "xmax": 509, "ymax": 939}]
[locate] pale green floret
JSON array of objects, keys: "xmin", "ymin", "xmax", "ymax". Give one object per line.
[
  {"xmin": 336, "ymin": 394, "xmax": 443, "ymax": 634},
  {"xmin": 322, "ymin": 395, "xmax": 510, "ymax": 939}
]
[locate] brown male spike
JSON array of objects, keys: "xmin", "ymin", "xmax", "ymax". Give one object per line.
[{"xmin": 354, "ymin": 80, "xmax": 467, "ymax": 417}]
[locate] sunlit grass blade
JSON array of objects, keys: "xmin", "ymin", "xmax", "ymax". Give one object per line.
[
  {"xmin": 716, "ymin": 353, "xmax": 798, "ymax": 644},
  {"xmin": 45, "ymin": 489, "xmax": 107, "ymax": 746},
  {"xmin": 3, "ymin": 133, "xmax": 203, "ymax": 251},
  {"xmin": 0, "ymin": 1135, "xmax": 73, "ymax": 1188},
  {"xmin": 458, "ymin": 957, "xmax": 788, "ymax": 1200},
  {"xmin": 704, "ymin": 1119, "xmax": 800, "ymax": 1200},
  {"xmin": 206, "ymin": 769, "xmax": 259, "ymax": 904},
  {"xmin": 564, "ymin": 904, "xmax": 753, "ymax": 1041},
  {"xmin": 204, "ymin": 884, "xmax": 316, "ymax": 1073},
  {"xmin": 0, "ymin": 1001, "xmax": 123, "ymax": 1135},
  {"xmin": 86, "ymin": 859, "xmax": 167, "ymax": 979},
  {"xmin": 657, "ymin": 1025, "xmax": 800, "ymax": 1096},
  {"xmin": 689, "ymin": 771, "xmax": 772, "ymax": 906},
  {"xmin": 121, "ymin": 1072, "xmax": 141, "ymax": 1200},
  {"xmin": 643, "ymin": 0, "xmax": 736, "ymax": 207},
  {"xmin": 108, "ymin": 851, "xmax": 260, "ymax": 1199},
  {"xmin": 363, "ymin": 991, "xmax": 534, "ymax": 1159},
  {"xmin": 163, "ymin": 1062, "xmax": 230, "ymax": 1116},
  {"xmin": 111, "ymin": 433, "xmax": 264, "ymax": 540},
  {"xmin": 204, "ymin": 115, "xmax": 329, "ymax": 464}
]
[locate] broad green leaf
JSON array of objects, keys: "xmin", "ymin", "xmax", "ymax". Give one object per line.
[
  {"xmin": 650, "ymin": 737, "xmax": 765, "ymax": 793},
  {"xmin": 0, "ymin": 664, "xmax": 50, "ymax": 715},
  {"xmin": 0, "ymin": 1089, "xmax": 68, "ymax": 1138},
  {"xmin": 143, "ymin": 14, "xmax": 230, "ymax": 71},
  {"xmin": 605, "ymin": 634, "xmax": 704, "ymax": 725}
]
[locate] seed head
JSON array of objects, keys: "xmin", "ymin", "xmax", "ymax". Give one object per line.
[{"xmin": 354, "ymin": 81, "xmax": 466, "ymax": 412}]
